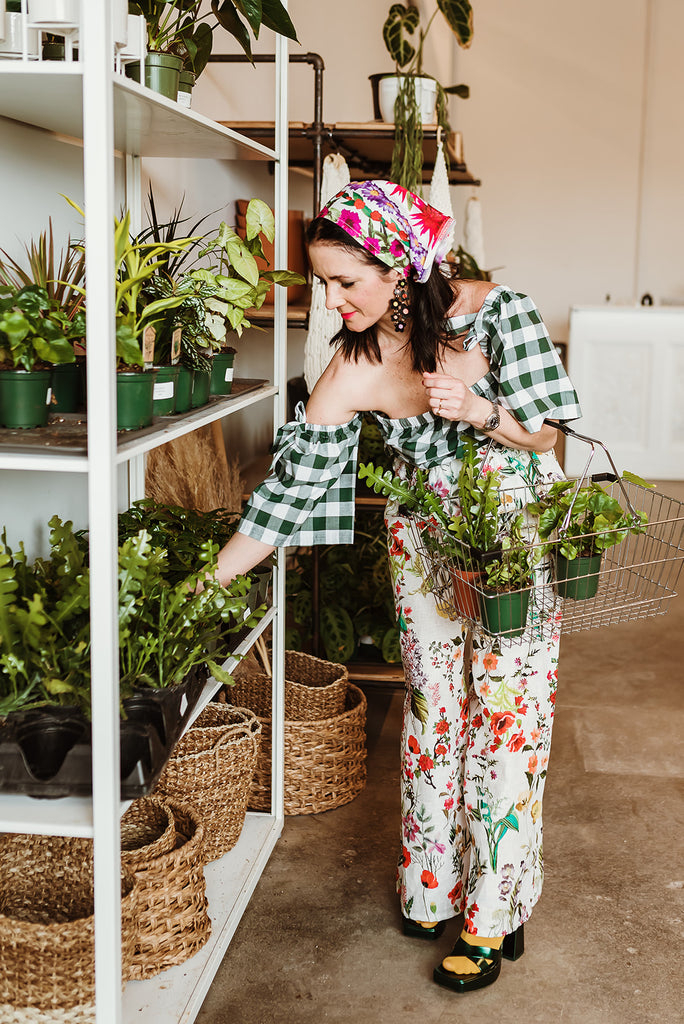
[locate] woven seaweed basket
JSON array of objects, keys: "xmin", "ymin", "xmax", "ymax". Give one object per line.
[
  {"xmin": 228, "ymin": 677, "xmax": 367, "ymax": 815},
  {"xmin": 121, "ymin": 797, "xmax": 210, "ymax": 980},
  {"xmin": 282, "ymin": 650, "xmax": 348, "ymax": 719},
  {"xmin": 0, "ymin": 834, "xmax": 137, "ymax": 1021},
  {"xmin": 153, "ymin": 704, "xmax": 261, "ymax": 862}
]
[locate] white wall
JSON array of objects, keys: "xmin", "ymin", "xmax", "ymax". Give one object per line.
[{"xmin": 220, "ymin": 0, "xmax": 681, "ymax": 345}]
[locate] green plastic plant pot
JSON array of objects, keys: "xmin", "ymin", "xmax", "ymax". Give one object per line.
[
  {"xmin": 191, "ymin": 367, "xmax": 211, "ymax": 409},
  {"xmin": 50, "ymin": 362, "xmax": 82, "ymax": 413},
  {"xmin": 145, "ymin": 52, "xmax": 182, "ymax": 100},
  {"xmin": 209, "ymin": 351, "xmax": 235, "ymax": 396},
  {"xmin": 555, "ymin": 552, "xmax": 602, "ymax": 600},
  {"xmin": 151, "ymin": 364, "xmax": 180, "ymax": 416},
  {"xmin": 116, "ymin": 370, "xmax": 157, "ymax": 431},
  {"xmin": 124, "ymin": 60, "xmax": 141, "ymax": 83},
  {"xmin": 177, "ymin": 69, "xmax": 195, "ymax": 108},
  {"xmin": 174, "ymin": 365, "xmax": 194, "ymax": 413},
  {"xmin": 0, "ymin": 369, "xmax": 52, "ymax": 429},
  {"xmin": 480, "ymin": 586, "xmax": 531, "ymax": 638}
]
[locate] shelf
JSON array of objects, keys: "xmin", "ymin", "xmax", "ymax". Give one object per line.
[
  {"xmin": 220, "ymin": 120, "xmax": 481, "ymax": 185},
  {"xmin": 347, "ymin": 661, "xmax": 404, "ymax": 684},
  {"xmin": 0, "ymin": 607, "xmax": 276, "ymax": 838},
  {"xmin": 122, "ymin": 812, "xmax": 283, "ymax": 1023},
  {"xmin": 248, "ymin": 304, "xmax": 311, "ymax": 330},
  {"xmin": 0, "ymin": 67, "xmax": 277, "ymax": 160},
  {"xmin": 0, "ymin": 379, "xmax": 275, "ymax": 471}
]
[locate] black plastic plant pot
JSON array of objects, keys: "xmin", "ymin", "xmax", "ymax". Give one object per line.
[
  {"xmin": 119, "ymin": 719, "xmax": 154, "ymax": 779},
  {"xmin": 122, "ymin": 667, "xmax": 207, "ymax": 754},
  {"xmin": 480, "ymin": 587, "xmax": 531, "ymax": 638},
  {"xmin": 555, "ymin": 552, "xmax": 602, "ymax": 600},
  {"xmin": 0, "ymin": 368, "xmax": 52, "ymax": 428},
  {"xmin": 13, "ymin": 707, "xmax": 89, "ymax": 782}
]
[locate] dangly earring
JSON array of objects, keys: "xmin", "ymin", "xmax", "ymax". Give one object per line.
[{"xmin": 390, "ymin": 277, "xmax": 410, "ymax": 333}]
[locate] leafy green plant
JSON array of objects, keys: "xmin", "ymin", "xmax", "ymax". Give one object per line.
[
  {"xmin": 191, "ymin": 199, "xmax": 306, "ymax": 349},
  {"xmin": 0, "ymin": 510, "xmax": 263, "ymax": 717},
  {"xmin": 63, "ymin": 197, "xmax": 200, "ymax": 369},
  {"xmin": 382, "ymin": 1, "xmax": 474, "ymax": 192},
  {"xmin": 0, "ymin": 284, "xmax": 80, "ymax": 371},
  {"xmin": 129, "ymin": 0, "xmax": 298, "ymax": 75},
  {"xmin": 527, "ymin": 475, "xmax": 650, "ymax": 560},
  {"xmin": 0, "ymin": 219, "xmax": 86, "ymax": 328},
  {"xmin": 481, "ymin": 513, "xmax": 541, "ymax": 593}
]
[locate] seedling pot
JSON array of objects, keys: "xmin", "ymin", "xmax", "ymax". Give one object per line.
[
  {"xmin": 175, "ymin": 365, "xmax": 194, "ymax": 412},
  {"xmin": 555, "ymin": 552, "xmax": 602, "ymax": 600},
  {"xmin": 209, "ymin": 350, "xmax": 235, "ymax": 396},
  {"xmin": 191, "ymin": 367, "xmax": 211, "ymax": 408},
  {"xmin": 151, "ymin": 364, "xmax": 180, "ymax": 416},
  {"xmin": 117, "ymin": 369, "xmax": 157, "ymax": 430},
  {"xmin": 51, "ymin": 361, "xmax": 82, "ymax": 413},
  {"xmin": 480, "ymin": 586, "xmax": 531, "ymax": 638},
  {"xmin": 0, "ymin": 368, "xmax": 52, "ymax": 428}
]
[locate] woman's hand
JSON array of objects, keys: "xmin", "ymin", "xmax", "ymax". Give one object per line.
[{"xmin": 422, "ymin": 372, "xmax": 480, "ymax": 423}]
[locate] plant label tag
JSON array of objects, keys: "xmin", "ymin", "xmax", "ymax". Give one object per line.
[
  {"xmin": 142, "ymin": 325, "xmax": 156, "ymax": 368},
  {"xmin": 153, "ymin": 381, "xmax": 174, "ymax": 400},
  {"xmin": 45, "ymin": 387, "xmax": 53, "ymax": 405},
  {"xmin": 224, "ymin": 366, "xmax": 234, "ymax": 382},
  {"xmin": 171, "ymin": 328, "xmax": 182, "ymax": 365}
]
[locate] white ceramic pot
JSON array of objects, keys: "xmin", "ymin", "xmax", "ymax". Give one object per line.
[
  {"xmin": 378, "ymin": 75, "xmax": 438, "ymax": 125},
  {"xmin": 0, "ymin": 12, "xmax": 39, "ymax": 57},
  {"xmin": 111, "ymin": 0, "xmax": 127, "ymax": 48},
  {"xmin": 120, "ymin": 13, "xmax": 145, "ymax": 60},
  {"xmin": 27, "ymin": 0, "xmax": 79, "ymax": 24}
]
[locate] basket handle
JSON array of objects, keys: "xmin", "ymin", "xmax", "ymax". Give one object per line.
[{"xmin": 544, "ymin": 420, "xmax": 642, "ymax": 528}]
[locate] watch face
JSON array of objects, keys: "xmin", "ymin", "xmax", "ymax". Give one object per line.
[{"xmin": 484, "ymin": 406, "xmax": 500, "ymax": 430}]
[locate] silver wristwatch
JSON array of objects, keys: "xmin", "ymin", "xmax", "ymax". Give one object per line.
[{"xmin": 482, "ymin": 400, "xmax": 501, "ymax": 432}]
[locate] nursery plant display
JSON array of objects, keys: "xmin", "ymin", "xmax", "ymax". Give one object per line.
[{"xmin": 0, "ymin": 510, "xmax": 262, "ymax": 795}]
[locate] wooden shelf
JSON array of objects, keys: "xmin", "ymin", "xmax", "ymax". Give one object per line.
[
  {"xmin": 347, "ymin": 661, "xmax": 404, "ymax": 684},
  {"xmin": 220, "ymin": 120, "xmax": 481, "ymax": 186}
]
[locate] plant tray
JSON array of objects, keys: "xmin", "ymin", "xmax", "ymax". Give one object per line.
[
  {"xmin": 410, "ymin": 476, "xmax": 684, "ymax": 643},
  {"xmin": 0, "ymin": 670, "xmax": 206, "ymax": 799}
]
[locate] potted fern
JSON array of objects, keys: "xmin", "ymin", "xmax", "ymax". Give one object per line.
[{"xmin": 527, "ymin": 475, "xmax": 650, "ymax": 600}]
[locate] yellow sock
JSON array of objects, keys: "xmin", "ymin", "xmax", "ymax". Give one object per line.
[{"xmin": 441, "ymin": 930, "xmax": 504, "ymax": 976}]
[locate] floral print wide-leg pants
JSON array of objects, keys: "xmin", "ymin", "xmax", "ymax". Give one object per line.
[{"xmin": 389, "ymin": 444, "xmax": 564, "ymax": 936}]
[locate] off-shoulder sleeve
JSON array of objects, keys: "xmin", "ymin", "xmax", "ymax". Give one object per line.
[
  {"xmin": 238, "ymin": 402, "xmax": 364, "ymax": 546},
  {"xmin": 480, "ymin": 289, "xmax": 582, "ymax": 434}
]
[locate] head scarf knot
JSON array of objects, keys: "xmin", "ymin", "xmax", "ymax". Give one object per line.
[{"xmin": 318, "ymin": 180, "xmax": 454, "ymax": 283}]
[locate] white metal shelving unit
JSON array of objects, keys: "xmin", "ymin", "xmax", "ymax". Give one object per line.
[{"xmin": 0, "ymin": 4, "xmax": 288, "ymax": 1022}]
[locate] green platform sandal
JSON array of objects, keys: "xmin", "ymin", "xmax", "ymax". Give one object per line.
[
  {"xmin": 433, "ymin": 924, "xmax": 524, "ymax": 992},
  {"xmin": 402, "ymin": 917, "xmax": 447, "ymax": 940}
]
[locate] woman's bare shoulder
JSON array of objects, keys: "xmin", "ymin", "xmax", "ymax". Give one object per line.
[
  {"xmin": 306, "ymin": 348, "xmax": 383, "ymax": 424},
  {"xmin": 447, "ymin": 279, "xmax": 500, "ymax": 317}
]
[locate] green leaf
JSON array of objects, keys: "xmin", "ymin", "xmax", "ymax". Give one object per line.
[
  {"xmin": 383, "ymin": 3, "xmax": 419, "ymax": 67},
  {"xmin": 212, "ymin": 1, "xmax": 254, "ymax": 61},
  {"xmin": 245, "ymin": 198, "xmax": 274, "ymax": 243},
  {"xmin": 622, "ymin": 470, "xmax": 654, "ymax": 489},
  {"xmin": 320, "ymin": 603, "xmax": 355, "ymax": 662},
  {"xmin": 260, "ymin": 0, "xmax": 298, "ymax": 41},
  {"xmin": 437, "ymin": 0, "xmax": 474, "ymax": 48}
]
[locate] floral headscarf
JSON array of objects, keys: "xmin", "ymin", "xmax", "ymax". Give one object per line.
[{"xmin": 318, "ymin": 180, "xmax": 455, "ymax": 283}]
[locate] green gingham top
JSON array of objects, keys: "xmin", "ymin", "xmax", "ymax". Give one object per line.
[{"xmin": 238, "ymin": 286, "xmax": 581, "ymax": 547}]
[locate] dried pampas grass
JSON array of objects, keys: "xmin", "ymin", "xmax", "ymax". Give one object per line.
[{"xmin": 145, "ymin": 422, "xmax": 244, "ymax": 513}]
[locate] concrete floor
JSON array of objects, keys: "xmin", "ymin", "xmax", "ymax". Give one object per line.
[{"xmin": 197, "ymin": 482, "xmax": 684, "ymax": 1024}]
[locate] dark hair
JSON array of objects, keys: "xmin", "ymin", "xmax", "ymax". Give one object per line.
[{"xmin": 306, "ymin": 216, "xmax": 457, "ymax": 373}]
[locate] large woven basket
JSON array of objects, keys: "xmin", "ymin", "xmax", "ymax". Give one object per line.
[
  {"xmin": 0, "ymin": 833, "xmax": 137, "ymax": 1022},
  {"xmin": 229, "ymin": 677, "xmax": 367, "ymax": 815},
  {"xmin": 282, "ymin": 650, "xmax": 348, "ymax": 719},
  {"xmin": 121, "ymin": 797, "xmax": 210, "ymax": 980},
  {"xmin": 153, "ymin": 704, "xmax": 261, "ymax": 862}
]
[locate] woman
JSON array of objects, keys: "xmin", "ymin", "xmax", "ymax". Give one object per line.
[{"xmin": 214, "ymin": 180, "xmax": 581, "ymax": 993}]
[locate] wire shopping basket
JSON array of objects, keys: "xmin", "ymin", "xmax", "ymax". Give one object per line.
[{"xmin": 409, "ymin": 424, "xmax": 684, "ymax": 642}]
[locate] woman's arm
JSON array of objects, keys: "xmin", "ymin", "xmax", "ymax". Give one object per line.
[
  {"xmin": 422, "ymin": 372, "xmax": 558, "ymax": 452},
  {"xmin": 214, "ymin": 533, "xmax": 275, "ymax": 588}
]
